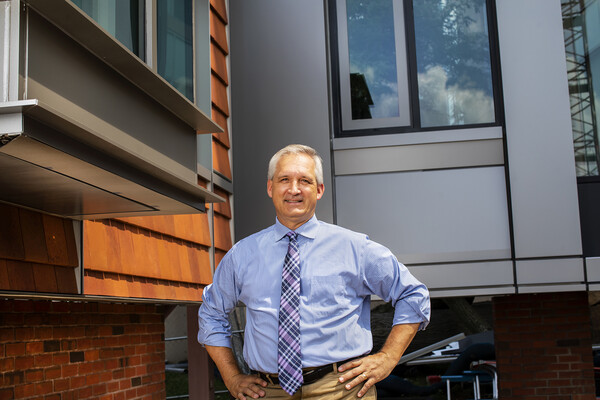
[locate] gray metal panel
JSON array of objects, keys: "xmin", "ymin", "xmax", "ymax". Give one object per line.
[
  {"xmin": 409, "ymin": 261, "xmax": 514, "ymax": 290},
  {"xmin": 515, "ymin": 258, "xmax": 584, "ymax": 285},
  {"xmin": 334, "ymin": 139, "xmax": 504, "ymax": 175},
  {"xmin": 22, "ymin": 0, "xmax": 221, "ymax": 133},
  {"xmin": 26, "ymin": 10, "xmax": 198, "ymax": 183},
  {"xmin": 497, "ymin": 0, "xmax": 582, "ymax": 259},
  {"xmin": 335, "ymin": 167, "xmax": 512, "ymax": 265},
  {"xmin": 229, "ymin": 0, "xmax": 333, "ymax": 240},
  {"xmin": 586, "ymin": 257, "xmax": 600, "ymax": 282}
]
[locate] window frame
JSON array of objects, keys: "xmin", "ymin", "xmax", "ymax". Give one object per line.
[{"xmin": 328, "ymin": 0, "xmax": 504, "ymax": 138}]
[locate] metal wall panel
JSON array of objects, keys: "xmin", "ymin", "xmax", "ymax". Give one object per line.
[
  {"xmin": 497, "ymin": 0, "xmax": 582, "ymax": 259},
  {"xmin": 229, "ymin": 0, "xmax": 334, "ymax": 240},
  {"xmin": 335, "ymin": 166, "xmax": 512, "ymax": 265},
  {"xmin": 516, "ymin": 258, "xmax": 584, "ymax": 285}
]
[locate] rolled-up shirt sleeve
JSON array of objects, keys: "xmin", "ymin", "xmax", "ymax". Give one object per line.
[
  {"xmin": 362, "ymin": 238, "xmax": 431, "ymax": 331},
  {"xmin": 197, "ymin": 250, "xmax": 239, "ymax": 348}
]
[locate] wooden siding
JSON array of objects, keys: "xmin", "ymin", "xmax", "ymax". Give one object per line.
[
  {"xmin": 81, "ymin": 1, "xmax": 234, "ymax": 302},
  {"xmin": 0, "ymin": 204, "xmax": 78, "ymax": 293}
]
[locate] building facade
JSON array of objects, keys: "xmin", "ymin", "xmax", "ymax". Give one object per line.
[
  {"xmin": 230, "ymin": 0, "xmax": 599, "ymax": 398},
  {"xmin": 1, "ymin": 0, "xmax": 231, "ymax": 398}
]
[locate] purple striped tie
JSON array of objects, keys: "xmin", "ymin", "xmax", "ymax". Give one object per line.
[{"xmin": 277, "ymin": 231, "xmax": 303, "ymax": 395}]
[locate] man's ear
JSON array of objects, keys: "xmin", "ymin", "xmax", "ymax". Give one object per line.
[
  {"xmin": 267, "ymin": 180, "xmax": 273, "ymax": 198},
  {"xmin": 316, "ymin": 183, "xmax": 325, "ymax": 200}
]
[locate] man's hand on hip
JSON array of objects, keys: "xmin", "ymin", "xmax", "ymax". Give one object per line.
[
  {"xmin": 337, "ymin": 352, "xmax": 396, "ymax": 398},
  {"xmin": 224, "ymin": 373, "xmax": 268, "ymax": 400},
  {"xmin": 337, "ymin": 323, "xmax": 420, "ymax": 398}
]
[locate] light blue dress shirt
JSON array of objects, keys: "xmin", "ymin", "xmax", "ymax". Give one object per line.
[{"xmin": 197, "ymin": 216, "xmax": 430, "ymax": 373}]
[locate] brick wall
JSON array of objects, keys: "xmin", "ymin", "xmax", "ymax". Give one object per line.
[
  {"xmin": 493, "ymin": 291, "xmax": 595, "ymax": 400},
  {"xmin": 0, "ymin": 299, "xmax": 165, "ymax": 400}
]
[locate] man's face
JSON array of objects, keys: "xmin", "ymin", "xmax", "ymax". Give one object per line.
[{"xmin": 267, "ymin": 153, "xmax": 324, "ymax": 230}]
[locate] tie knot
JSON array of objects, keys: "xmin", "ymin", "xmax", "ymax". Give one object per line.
[{"xmin": 286, "ymin": 231, "xmax": 298, "ymax": 242}]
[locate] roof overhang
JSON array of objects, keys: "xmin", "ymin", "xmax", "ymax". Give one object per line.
[{"xmin": 0, "ymin": 100, "xmax": 224, "ymax": 219}]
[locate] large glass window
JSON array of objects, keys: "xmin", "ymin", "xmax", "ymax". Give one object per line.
[
  {"xmin": 332, "ymin": 0, "xmax": 499, "ymax": 136},
  {"xmin": 562, "ymin": 0, "xmax": 600, "ymax": 177},
  {"xmin": 72, "ymin": 0, "xmax": 145, "ymax": 58},
  {"xmin": 157, "ymin": 0, "xmax": 194, "ymax": 101},
  {"xmin": 414, "ymin": 0, "xmax": 495, "ymax": 127}
]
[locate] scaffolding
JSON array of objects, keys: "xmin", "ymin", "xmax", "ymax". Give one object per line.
[{"xmin": 562, "ymin": 0, "xmax": 600, "ymax": 176}]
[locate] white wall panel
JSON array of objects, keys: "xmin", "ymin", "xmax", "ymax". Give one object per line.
[
  {"xmin": 335, "ymin": 166, "xmax": 511, "ymax": 265},
  {"xmin": 516, "ymin": 258, "xmax": 584, "ymax": 284},
  {"xmin": 497, "ymin": 0, "xmax": 582, "ymax": 259},
  {"xmin": 409, "ymin": 261, "xmax": 513, "ymax": 289},
  {"xmin": 585, "ymin": 257, "xmax": 600, "ymax": 282}
]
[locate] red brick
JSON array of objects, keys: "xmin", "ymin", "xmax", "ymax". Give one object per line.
[
  {"xmin": 6, "ymin": 342, "xmax": 26, "ymax": 357},
  {"xmin": 16, "ymin": 356, "xmax": 36, "ymax": 371},
  {"xmin": 25, "ymin": 368, "xmax": 44, "ymax": 383},
  {"xmin": 34, "ymin": 380, "xmax": 52, "ymax": 395},
  {"xmin": 0, "ymin": 328, "xmax": 15, "ymax": 341},
  {"xmin": 0, "ymin": 388, "xmax": 14, "ymax": 400},
  {"xmin": 53, "ymin": 378, "xmax": 69, "ymax": 392},
  {"xmin": 44, "ymin": 366, "xmax": 61, "ymax": 380},
  {"xmin": 14, "ymin": 383, "xmax": 35, "ymax": 398}
]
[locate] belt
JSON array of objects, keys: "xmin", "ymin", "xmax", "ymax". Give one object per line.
[{"xmin": 254, "ymin": 358, "xmax": 355, "ymax": 386}]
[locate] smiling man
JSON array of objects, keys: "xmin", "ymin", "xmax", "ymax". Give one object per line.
[{"xmin": 198, "ymin": 144, "xmax": 430, "ymax": 400}]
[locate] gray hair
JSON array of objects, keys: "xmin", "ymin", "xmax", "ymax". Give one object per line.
[{"xmin": 267, "ymin": 144, "xmax": 324, "ymax": 185}]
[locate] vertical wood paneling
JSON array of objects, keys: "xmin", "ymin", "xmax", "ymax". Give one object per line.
[
  {"xmin": 6, "ymin": 260, "xmax": 35, "ymax": 291},
  {"xmin": 42, "ymin": 214, "xmax": 71, "ymax": 266},
  {"xmin": 211, "ymin": 74, "xmax": 229, "ymax": 116},
  {"xmin": 33, "ymin": 263, "xmax": 59, "ymax": 293},
  {"xmin": 0, "ymin": 204, "xmax": 25, "ymax": 260},
  {"xmin": 213, "ymin": 139, "xmax": 232, "ymax": 179},
  {"xmin": 210, "ymin": 12, "xmax": 228, "ymax": 54},
  {"xmin": 19, "ymin": 209, "xmax": 49, "ymax": 264},
  {"xmin": 210, "ymin": 0, "xmax": 228, "ymax": 23},
  {"xmin": 212, "ymin": 109, "xmax": 230, "ymax": 147},
  {"xmin": 0, "ymin": 259, "xmax": 9, "ymax": 289}
]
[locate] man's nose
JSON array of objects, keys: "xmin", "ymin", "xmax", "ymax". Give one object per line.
[{"xmin": 288, "ymin": 181, "xmax": 301, "ymax": 193}]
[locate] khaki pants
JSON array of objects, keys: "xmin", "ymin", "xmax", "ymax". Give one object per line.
[{"xmin": 259, "ymin": 369, "xmax": 377, "ymax": 400}]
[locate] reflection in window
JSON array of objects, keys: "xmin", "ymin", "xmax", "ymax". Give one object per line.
[
  {"xmin": 414, "ymin": 0, "xmax": 495, "ymax": 127},
  {"xmin": 347, "ymin": 0, "xmax": 399, "ymax": 120},
  {"xmin": 336, "ymin": 0, "xmax": 411, "ymax": 130},
  {"xmin": 157, "ymin": 0, "xmax": 194, "ymax": 101},
  {"xmin": 72, "ymin": 0, "xmax": 145, "ymax": 58},
  {"xmin": 562, "ymin": 0, "xmax": 600, "ymax": 177}
]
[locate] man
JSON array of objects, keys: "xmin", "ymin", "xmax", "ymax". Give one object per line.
[{"xmin": 198, "ymin": 144, "xmax": 430, "ymax": 399}]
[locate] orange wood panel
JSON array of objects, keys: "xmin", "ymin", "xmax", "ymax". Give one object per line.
[
  {"xmin": 210, "ymin": 11, "xmax": 228, "ymax": 54},
  {"xmin": 0, "ymin": 203, "xmax": 25, "ymax": 260},
  {"xmin": 83, "ymin": 271, "xmax": 104, "ymax": 295},
  {"xmin": 83, "ymin": 220, "xmax": 109, "ymax": 270},
  {"xmin": 211, "ymin": 109, "xmax": 230, "ymax": 148},
  {"xmin": 210, "ymin": 0, "xmax": 228, "ymax": 23},
  {"xmin": 55, "ymin": 266, "xmax": 78, "ymax": 294},
  {"xmin": 212, "ymin": 140, "xmax": 232, "ymax": 180},
  {"xmin": 42, "ymin": 214, "xmax": 72, "ymax": 266},
  {"xmin": 104, "ymin": 220, "xmax": 123, "ymax": 274},
  {"xmin": 214, "ymin": 249, "xmax": 227, "ymax": 270},
  {"xmin": 18, "ymin": 208, "xmax": 49, "ymax": 264},
  {"xmin": 173, "ymin": 214, "xmax": 211, "ymax": 247},
  {"xmin": 117, "ymin": 214, "xmax": 211, "ymax": 248},
  {"xmin": 63, "ymin": 219, "xmax": 79, "ymax": 267},
  {"xmin": 6, "ymin": 260, "xmax": 35, "ymax": 291},
  {"xmin": 32, "ymin": 263, "xmax": 59, "ymax": 293},
  {"xmin": 211, "ymin": 74, "xmax": 229, "ymax": 116},
  {"xmin": 0, "ymin": 259, "xmax": 9, "ymax": 290},
  {"xmin": 164, "ymin": 235, "xmax": 183, "ymax": 282},
  {"xmin": 213, "ymin": 186, "xmax": 231, "ymax": 218},
  {"xmin": 211, "ymin": 43, "xmax": 228, "ymax": 85},
  {"xmin": 213, "ymin": 213, "xmax": 232, "ymax": 252}
]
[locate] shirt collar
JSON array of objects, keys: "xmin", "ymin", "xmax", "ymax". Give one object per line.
[{"xmin": 274, "ymin": 215, "xmax": 319, "ymax": 241}]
